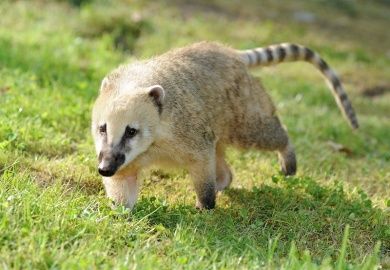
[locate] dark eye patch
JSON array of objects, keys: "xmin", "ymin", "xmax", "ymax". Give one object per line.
[
  {"xmin": 124, "ymin": 126, "xmax": 138, "ymax": 139},
  {"xmin": 99, "ymin": 124, "xmax": 107, "ymax": 134}
]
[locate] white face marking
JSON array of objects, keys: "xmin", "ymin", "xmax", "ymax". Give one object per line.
[
  {"xmin": 120, "ymin": 125, "xmax": 153, "ymax": 169},
  {"xmin": 95, "ymin": 134, "xmax": 104, "ymax": 154},
  {"xmin": 92, "ymin": 122, "xmax": 105, "ymax": 154},
  {"xmin": 92, "ymin": 82, "xmax": 161, "ymax": 175},
  {"xmin": 94, "ymin": 114, "xmax": 155, "ymax": 172}
]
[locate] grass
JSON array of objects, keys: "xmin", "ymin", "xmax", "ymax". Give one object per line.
[{"xmin": 0, "ymin": 0, "xmax": 389, "ymax": 269}]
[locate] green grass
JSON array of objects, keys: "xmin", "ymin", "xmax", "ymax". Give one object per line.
[{"xmin": 0, "ymin": 0, "xmax": 389, "ymax": 269}]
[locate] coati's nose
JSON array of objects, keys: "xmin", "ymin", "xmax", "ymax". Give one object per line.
[
  {"xmin": 98, "ymin": 166, "xmax": 116, "ymax": 177},
  {"xmin": 97, "ymin": 153, "xmax": 125, "ymax": 177}
]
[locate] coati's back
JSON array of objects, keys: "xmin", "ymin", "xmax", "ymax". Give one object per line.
[
  {"xmin": 112, "ymin": 42, "xmax": 276, "ymax": 142},
  {"xmin": 150, "ymin": 41, "xmax": 359, "ymax": 128},
  {"xmin": 101, "ymin": 41, "xmax": 357, "ymax": 143}
]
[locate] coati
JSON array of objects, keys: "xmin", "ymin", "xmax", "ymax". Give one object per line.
[{"xmin": 91, "ymin": 42, "xmax": 358, "ymax": 209}]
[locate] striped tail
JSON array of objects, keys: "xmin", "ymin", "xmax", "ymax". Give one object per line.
[{"xmin": 237, "ymin": 43, "xmax": 359, "ymax": 129}]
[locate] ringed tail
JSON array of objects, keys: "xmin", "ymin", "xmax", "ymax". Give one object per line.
[{"xmin": 237, "ymin": 43, "xmax": 359, "ymax": 129}]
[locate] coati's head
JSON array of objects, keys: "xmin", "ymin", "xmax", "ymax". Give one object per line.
[{"xmin": 92, "ymin": 77, "xmax": 165, "ymax": 177}]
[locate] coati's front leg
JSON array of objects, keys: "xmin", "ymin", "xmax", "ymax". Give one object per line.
[
  {"xmin": 278, "ymin": 141, "xmax": 296, "ymax": 176},
  {"xmin": 189, "ymin": 150, "xmax": 217, "ymax": 209},
  {"xmin": 102, "ymin": 173, "xmax": 139, "ymax": 209}
]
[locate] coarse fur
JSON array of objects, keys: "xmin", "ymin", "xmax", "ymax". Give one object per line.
[{"xmin": 91, "ymin": 41, "xmax": 358, "ymax": 209}]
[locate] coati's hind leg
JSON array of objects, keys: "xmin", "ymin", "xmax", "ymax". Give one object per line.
[
  {"xmin": 262, "ymin": 117, "xmax": 296, "ymax": 175},
  {"xmin": 216, "ymin": 145, "xmax": 232, "ymax": 191},
  {"xmin": 239, "ymin": 116, "xmax": 297, "ymax": 176}
]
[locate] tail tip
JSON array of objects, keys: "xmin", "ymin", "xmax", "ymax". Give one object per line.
[{"xmin": 351, "ymin": 119, "xmax": 359, "ymax": 130}]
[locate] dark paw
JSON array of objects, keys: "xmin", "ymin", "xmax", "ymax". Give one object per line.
[
  {"xmin": 196, "ymin": 193, "xmax": 216, "ymax": 210},
  {"xmin": 280, "ymin": 158, "xmax": 297, "ymax": 176},
  {"xmin": 281, "ymin": 164, "xmax": 296, "ymax": 176},
  {"xmin": 196, "ymin": 201, "xmax": 215, "ymax": 210}
]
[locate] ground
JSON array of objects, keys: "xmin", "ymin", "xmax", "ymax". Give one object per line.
[{"xmin": 0, "ymin": 0, "xmax": 389, "ymax": 269}]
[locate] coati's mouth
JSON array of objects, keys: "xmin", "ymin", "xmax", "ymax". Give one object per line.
[{"xmin": 98, "ymin": 152, "xmax": 125, "ymax": 177}]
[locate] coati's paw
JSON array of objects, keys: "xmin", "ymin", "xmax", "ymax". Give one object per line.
[
  {"xmin": 280, "ymin": 159, "xmax": 297, "ymax": 176},
  {"xmin": 195, "ymin": 198, "xmax": 216, "ymax": 210},
  {"xmin": 195, "ymin": 187, "xmax": 216, "ymax": 210},
  {"xmin": 278, "ymin": 143, "xmax": 297, "ymax": 176}
]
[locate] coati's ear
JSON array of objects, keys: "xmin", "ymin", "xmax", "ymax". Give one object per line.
[
  {"xmin": 147, "ymin": 85, "xmax": 165, "ymax": 114},
  {"xmin": 99, "ymin": 77, "xmax": 109, "ymax": 92}
]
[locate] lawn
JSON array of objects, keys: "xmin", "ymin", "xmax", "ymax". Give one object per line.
[{"xmin": 0, "ymin": 0, "xmax": 389, "ymax": 269}]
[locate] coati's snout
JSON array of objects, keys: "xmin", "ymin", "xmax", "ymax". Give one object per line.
[
  {"xmin": 92, "ymin": 84, "xmax": 166, "ymax": 179},
  {"xmin": 98, "ymin": 150, "xmax": 125, "ymax": 177}
]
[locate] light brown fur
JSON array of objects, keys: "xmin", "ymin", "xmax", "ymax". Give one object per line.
[{"xmin": 92, "ymin": 41, "xmax": 355, "ymax": 209}]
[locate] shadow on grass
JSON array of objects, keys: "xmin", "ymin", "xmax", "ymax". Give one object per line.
[{"xmin": 133, "ymin": 175, "xmax": 388, "ymax": 263}]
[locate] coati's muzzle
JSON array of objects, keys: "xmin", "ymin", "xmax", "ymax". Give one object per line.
[{"xmin": 98, "ymin": 149, "xmax": 125, "ymax": 177}]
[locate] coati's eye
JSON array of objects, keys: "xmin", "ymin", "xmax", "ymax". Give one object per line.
[
  {"xmin": 124, "ymin": 126, "xmax": 138, "ymax": 139},
  {"xmin": 99, "ymin": 124, "xmax": 106, "ymax": 134}
]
